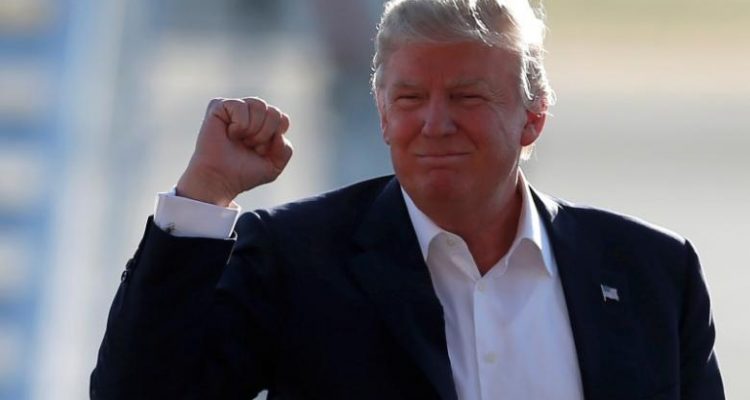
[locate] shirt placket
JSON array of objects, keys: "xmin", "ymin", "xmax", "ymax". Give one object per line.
[
  {"xmin": 441, "ymin": 233, "xmax": 484, "ymax": 399},
  {"xmin": 475, "ymin": 264, "xmax": 509, "ymax": 400}
]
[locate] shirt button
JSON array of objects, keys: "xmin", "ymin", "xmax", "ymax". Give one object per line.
[
  {"xmin": 483, "ymin": 352, "xmax": 497, "ymax": 364},
  {"xmin": 477, "ymin": 281, "xmax": 486, "ymax": 292},
  {"xmin": 446, "ymin": 237, "xmax": 457, "ymax": 247}
]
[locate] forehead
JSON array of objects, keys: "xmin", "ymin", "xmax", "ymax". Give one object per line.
[{"xmin": 382, "ymin": 41, "xmax": 520, "ymax": 89}]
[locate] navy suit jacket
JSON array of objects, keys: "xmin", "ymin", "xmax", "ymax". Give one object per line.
[{"xmin": 91, "ymin": 176, "xmax": 724, "ymax": 399}]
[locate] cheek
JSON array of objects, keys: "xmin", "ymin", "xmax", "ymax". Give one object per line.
[
  {"xmin": 486, "ymin": 110, "xmax": 525, "ymax": 143},
  {"xmin": 464, "ymin": 118, "xmax": 507, "ymax": 146},
  {"xmin": 383, "ymin": 114, "xmax": 420, "ymax": 145}
]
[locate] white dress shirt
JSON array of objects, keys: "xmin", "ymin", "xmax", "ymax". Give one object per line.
[
  {"xmin": 402, "ymin": 172, "xmax": 583, "ymax": 400},
  {"xmin": 154, "ymin": 173, "xmax": 583, "ymax": 400},
  {"xmin": 154, "ymin": 188, "xmax": 241, "ymax": 239}
]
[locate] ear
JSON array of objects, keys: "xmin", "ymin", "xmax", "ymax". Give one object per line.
[
  {"xmin": 520, "ymin": 110, "xmax": 546, "ymax": 146},
  {"xmin": 376, "ymin": 91, "xmax": 390, "ymax": 145}
]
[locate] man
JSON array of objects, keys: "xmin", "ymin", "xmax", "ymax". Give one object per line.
[{"xmin": 91, "ymin": 0, "xmax": 724, "ymax": 399}]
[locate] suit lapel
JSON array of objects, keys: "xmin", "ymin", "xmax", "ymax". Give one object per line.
[
  {"xmin": 532, "ymin": 189, "xmax": 648, "ymax": 400},
  {"xmin": 348, "ymin": 178, "xmax": 458, "ymax": 400},
  {"xmin": 344, "ymin": 179, "xmax": 649, "ymax": 400}
]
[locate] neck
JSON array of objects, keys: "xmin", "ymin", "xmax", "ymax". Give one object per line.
[{"xmin": 416, "ymin": 172, "xmax": 524, "ymax": 275}]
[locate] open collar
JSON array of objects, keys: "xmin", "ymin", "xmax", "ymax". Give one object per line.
[{"xmin": 401, "ymin": 170, "xmax": 555, "ymax": 277}]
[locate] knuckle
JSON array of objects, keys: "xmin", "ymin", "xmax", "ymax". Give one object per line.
[
  {"xmin": 243, "ymin": 96, "xmax": 268, "ymax": 110},
  {"xmin": 267, "ymin": 106, "xmax": 282, "ymax": 120},
  {"xmin": 284, "ymin": 137, "xmax": 294, "ymax": 152},
  {"xmin": 206, "ymin": 97, "xmax": 224, "ymax": 112},
  {"xmin": 280, "ymin": 113, "xmax": 291, "ymax": 130},
  {"xmin": 223, "ymin": 99, "xmax": 246, "ymax": 116}
]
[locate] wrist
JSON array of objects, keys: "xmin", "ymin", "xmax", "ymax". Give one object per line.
[{"xmin": 176, "ymin": 167, "xmax": 235, "ymax": 207}]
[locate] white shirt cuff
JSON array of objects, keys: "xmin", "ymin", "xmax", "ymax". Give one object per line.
[{"xmin": 153, "ymin": 189, "xmax": 241, "ymax": 239}]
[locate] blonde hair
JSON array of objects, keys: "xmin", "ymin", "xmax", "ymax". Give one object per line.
[{"xmin": 372, "ymin": 0, "xmax": 555, "ymax": 115}]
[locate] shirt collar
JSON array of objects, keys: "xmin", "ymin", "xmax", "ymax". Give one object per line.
[
  {"xmin": 401, "ymin": 170, "xmax": 555, "ymax": 276},
  {"xmin": 401, "ymin": 188, "xmax": 444, "ymax": 261}
]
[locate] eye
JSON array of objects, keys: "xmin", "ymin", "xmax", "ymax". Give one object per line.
[
  {"xmin": 454, "ymin": 93, "xmax": 484, "ymax": 103},
  {"xmin": 393, "ymin": 94, "xmax": 423, "ymax": 106}
]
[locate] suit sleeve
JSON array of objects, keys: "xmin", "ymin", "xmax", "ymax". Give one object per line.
[
  {"xmin": 679, "ymin": 240, "xmax": 725, "ymax": 399},
  {"xmin": 90, "ymin": 214, "xmax": 280, "ymax": 399}
]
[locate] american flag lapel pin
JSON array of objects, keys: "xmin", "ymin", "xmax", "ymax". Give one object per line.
[{"xmin": 600, "ymin": 284, "xmax": 620, "ymax": 302}]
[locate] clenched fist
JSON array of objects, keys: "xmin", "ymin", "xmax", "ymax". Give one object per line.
[{"xmin": 176, "ymin": 97, "xmax": 293, "ymax": 206}]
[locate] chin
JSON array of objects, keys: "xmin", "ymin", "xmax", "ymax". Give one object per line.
[{"xmin": 411, "ymin": 173, "xmax": 469, "ymax": 203}]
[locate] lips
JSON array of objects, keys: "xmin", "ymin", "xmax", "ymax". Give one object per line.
[
  {"xmin": 416, "ymin": 152, "xmax": 470, "ymax": 158},
  {"xmin": 414, "ymin": 153, "xmax": 470, "ymax": 165}
]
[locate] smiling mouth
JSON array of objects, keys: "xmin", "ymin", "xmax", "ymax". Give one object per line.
[
  {"xmin": 414, "ymin": 153, "xmax": 470, "ymax": 165},
  {"xmin": 416, "ymin": 153, "xmax": 469, "ymax": 158}
]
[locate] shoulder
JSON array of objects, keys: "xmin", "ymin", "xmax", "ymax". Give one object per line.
[
  {"xmin": 535, "ymin": 190, "xmax": 691, "ymax": 256},
  {"xmin": 235, "ymin": 175, "xmax": 395, "ymax": 242},
  {"xmin": 537, "ymin": 191, "xmax": 704, "ymax": 305},
  {"xmin": 266, "ymin": 175, "xmax": 393, "ymax": 219}
]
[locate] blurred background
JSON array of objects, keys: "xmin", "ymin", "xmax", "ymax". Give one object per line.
[{"xmin": 0, "ymin": 0, "xmax": 747, "ymax": 398}]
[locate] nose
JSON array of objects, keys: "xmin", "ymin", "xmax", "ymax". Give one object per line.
[{"xmin": 421, "ymin": 96, "xmax": 457, "ymax": 137}]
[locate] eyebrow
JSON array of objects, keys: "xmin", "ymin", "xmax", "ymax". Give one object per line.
[
  {"xmin": 446, "ymin": 78, "xmax": 492, "ymax": 90},
  {"xmin": 390, "ymin": 81, "xmax": 422, "ymax": 90},
  {"xmin": 391, "ymin": 78, "xmax": 492, "ymax": 89}
]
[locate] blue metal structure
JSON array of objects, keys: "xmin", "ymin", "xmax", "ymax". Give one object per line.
[{"xmin": 0, "ymin": 1, "xmax": 71, "ymax": 399}]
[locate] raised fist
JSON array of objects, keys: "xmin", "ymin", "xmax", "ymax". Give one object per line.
[{"xmin": 176, "ymin": 97, "xmax": 293, "ymax": 206}]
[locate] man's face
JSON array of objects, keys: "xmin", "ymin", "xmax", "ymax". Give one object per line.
[{"xmin": 377, "ymin": 41, "xmax": 543, "ymax": 207}]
